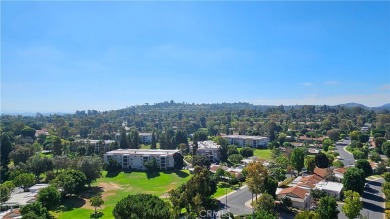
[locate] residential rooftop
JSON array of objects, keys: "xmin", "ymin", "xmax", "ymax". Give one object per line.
[
  {"xmin": 105, "ymin": 149, "xmax": 179, "ymax": 155},
  {"xmin": 222, "ymin": 135, "xmax": 268, "ymax": 140},
  {"xmin": 197, "ymin": 140, "xmax": 220, "ymax": 149}
]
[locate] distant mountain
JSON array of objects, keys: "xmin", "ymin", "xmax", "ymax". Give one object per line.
[
  {"xmin": 337, "ymin": 102, "xmax": 369, "ymax": 109},
  {"xmin": 374, "ymin": 103, "xmax": 390, "ymax": 111}
]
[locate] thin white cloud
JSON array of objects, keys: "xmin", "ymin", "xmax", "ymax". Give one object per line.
[
  {"xmin": 324, "ymin": 81, "xmax": 339, "ymax": 85},
  {"xmin": 249, "ymin": 93, "xmax": 390, "ymax": 107},
  {"xmin": 301, "ymin": 82, "xmax": 313, "ymax": 87},
  {"xmin": 379, "ymin": 84, "xmax": 390, "ymax": 90}
]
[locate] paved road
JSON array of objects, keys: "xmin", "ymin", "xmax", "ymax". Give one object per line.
[
  {"xmin": 218, "ymin": 186, "xmax": 253, "ymax": 216},
  {"xmin": 335, "ymin": 140, "xmax": 354, "ymax": 166},
  {"xmin": 338, "ymin": 178, "xmax": 385, "ymax": 219}
]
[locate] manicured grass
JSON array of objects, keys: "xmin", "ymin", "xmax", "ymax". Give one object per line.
[
  {"xmin": 237, "ymin": 148, "xmax": 272, "ymax": 160},
  {"xmin": 213, "ymin": 186, "xmax": 234, "ymax": 198},
  {"xmin": 53, "ymin": 170, "xmax": 191, "ymax": 219},
  {"xmin": 253, "ymin": 149, "xmax": 272, "ymax": 160}
]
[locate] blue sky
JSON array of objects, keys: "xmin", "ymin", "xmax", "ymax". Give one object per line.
[{"xmin": 1, "ymin": 1, "xmax": 389, "ymax": 112}]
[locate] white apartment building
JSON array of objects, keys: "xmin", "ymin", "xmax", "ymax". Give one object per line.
[
  {"xmin": 104, "ymin": 149, "xmax": 178, "ymax": 170},
  {"xmin": 222, "ymin": 135, "xmax": 269, "ymax": 148},
  {"xmin": 74, "ymin": 139, "xmax": 116, "ymax": 152},
  {"xmin": 115, "ymin": 132, "xmax": 153, "ymax": 144},
  {"xmin": 139, "ymin": 133, "xmax": 153, "ymax": 144},
  {"xmin": 194, "ymin": 141, "xmax": 221, "ymax": 163}
]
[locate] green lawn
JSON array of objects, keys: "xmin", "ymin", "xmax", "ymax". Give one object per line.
[
  {"xmin": 53, "ymin": 170, "xmax": 191, "ymax": 219},
  {"xmin": 253, "ymin": 149, "xmax": 272, "ymax": 160},
  {"xmin": 237, "ymin": 148, "xmax": 272, "ymax": 160},
  {"xmin": 213, "ymin": 186, "xmax": 234, "ymax": 198}
]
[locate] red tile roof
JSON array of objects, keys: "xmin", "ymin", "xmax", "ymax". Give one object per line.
[{"xmin": 279, "ymin": 186, "xmax": 308, "ymax": 199}]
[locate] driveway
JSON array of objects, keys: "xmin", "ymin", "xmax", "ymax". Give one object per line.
[
  {"xmin": 338, "ymin": 178, "xmax": 385, "ymax": 219},
  {"xmin": 335, "ymin": 140, "xmax": 354, "ymax": 166}
]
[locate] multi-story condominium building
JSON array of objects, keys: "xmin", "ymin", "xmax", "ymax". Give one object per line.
[
  {"xmin": 115, "ymin": 132, "xmax": 153, "ymax": 144},
  {"xmin": 74, "ymin": 139, "xmax": 116, "ymax": 152},
  {"xmin": 194, "ymin": 141, "xmax": 221, "ymax": 163},
  {"xmin": 104, "ymin": 149, "xmax": 178, "ymax": 170},
  {"xmin": 139, "ymin": 133, "xmax": 153, "ymax": 144},
  {"xmin": 222, "ymin": 135, "xmax": 269, "ymax": 148}
]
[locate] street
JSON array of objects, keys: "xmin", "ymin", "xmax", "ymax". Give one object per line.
[{"xmin": 218, "ymin": 185, "xmax": 253, "ymax": 216}]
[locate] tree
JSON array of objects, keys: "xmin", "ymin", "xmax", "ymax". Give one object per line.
[
  {"xmin": 282, "ymin": 196, "xmax": 292, "ymax": 208},
  {"xmin": 291, "ymin": 147, "xmax": 305, "ymax": 175},
  {"xmin": 315, "ymin": 152, "xmax": 330, "ymax": 168},
  {"xmin": 327, "ymin": 129, "xmax": 341, "ymax": 142},
  {"xmin": 240, "ymin": 147, "xmax": 254, "ymax": 157},
  {"xmin": 20, "ymin": 201, "xmax": 50, "ymax": 219},
  {"xmin": 0, "ymin": 185, "xmax": 10, "ymax": 202},
  {"xmin": 37, "ymin": 186, "xmax": 61, "ymax": 210},
  {"xmin": 246, "ymin": 161, "xmax": 268, "ymax": 201},
  {"xmin": 13, "ymin": 173, "xmax": 35, "ymax": 192},
  {"xmin": 382, "ymin": 141, "xmax": 390, "ymax": 157},
  {"xmin": 264, "ymin": 176, "xmax": 278, "ymax": 197},
  {"xmin": 255, "ymin": 193, "xmax": 275, "ymax": 212},
  {"xmin": 105, "ymin": 158, "xmax": 122, "ymax": 173},
  {"xmin": 26, "ymin": 155, "xmax": 53, "ymax": 179},
  {"xmin": 275, "ymin": 156, "xmax": 289, "ymax": 169},
  {"xmin": 114, "ymin": 194, "xmax": 171, "ymax": 219},
  {"xmin": 52, "ymin": 136, "xmax": 63, "ymax": 156},
  {"xmin": 53, "ymin": 169, "xmax": 86, "ymax": 195},
  {"xmin": 352, "ymin": 150, "xmax": 367, "ymax": 160},
  {"xmin": 322, "ymin": 138, "xmax": 333, "ymax": 152},
  {"xmin": 250, "ymin": 209, "xmax": 278, "ymax": 219},
  {"xmin": 128, "ymin": 130, "xmax": 140, "ymax": 149},
  {"xmin": 151, "ymin": 132, "xmax": 157, "ymax": 149},
  {"xmin": 384, "ymin": 172, "xmax": 390, "ymax": 182},
  {"xmin": 214, "ymin": 136, "xmax": 228, "ymax": 162},
  {"xmin": 193, "ymin": 130, "xmax": 208, "ymax": 142},
  {"xmin": 343, "ymin": 167, "xmax": 365, "ymax": 195},
  {"xmin": 1, "ymin": 133, "xmax": 13, "ymax": 171},
  {"xmin": 90, "ymin": 196, "xmax": 104, "ymax": 217},
  {"xmin": 342, "ymin": 190, "xmax": 363, "ymax": 219},
  {"xmin": 21, "ymin": 126, "xmax": 36, "ymax": 139},
  {"xmin": 355, "ymin": 159, "xmax": 373, "ymax": 178},
  {"xmin": 304, "ymin": 156, "xmax": 315, "ymax": 173},
  {"xmin": 9, "ymin": 145, "xmax": 34, "ymax": 165},
  {"xmin": 316, "ymin": 196, "xmax": 339, "ymax": 219},
  {"xmin": 192, "ymin": 155, "xmax": 211, "ymax": 168},
  {"xmin": 295, "ymin": 210, "xmax": 319, "ymax": 219},
  {"xmin": 169, "ymin": 166, "xmax": 217, "ymax": 216},
  {"xmin": 144, "ymin": 157, "xmax": 159, "ymax": 173},
  {"xmin": 173, "ymin": 152, "xmax": 184, "ymax": 170},
  {"xmin": 228, "ymin": 154, "xmax": 244, "ymax": 164},
  {"xmin": 119, "ymin": 129, "xmax": 128, "ymax": 149},
  {"xmin": 227, "ymin": 145, "xmax": 239, "ymax": 156},
  {"xmin": 77, "ymin": 156, "xmax": 103, "ymax": 187}
]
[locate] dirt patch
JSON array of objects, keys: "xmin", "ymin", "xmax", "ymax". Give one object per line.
[{"xmin": 80, "ymin": 182, "xmax": 122, "ymax": 210}]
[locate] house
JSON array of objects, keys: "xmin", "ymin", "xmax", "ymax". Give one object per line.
[
  {"xmin": 315, "ymin": 181, "xmax": 343, "ymax": 199},
  {"xmin": 276, "ymin": 186, "xmax": 312, "ymax": 210},
  {"xmin": 221, "ymin": 135, "xmax": 269, "ymax": 148},
  {"xmin": 194, "ymin": 141, "xmax": 221, "ymax": 163},
  {"xmin": 104, "ymin": 149, "xmax": 178, "ymax": 170},
  {"xmin": 2, "ymin": 184, "xmax": 49, "ymax": 209},
  {"xmin": 289, "ymin": 174, "xmax": 323, "ymax": 191},
  {"xmin": 333, "ymin": 168, "xmax": 347, "ymax": 182},
  {"xmin": 35, "ymin": 129, "xmax": 49, "ymax": 137}
]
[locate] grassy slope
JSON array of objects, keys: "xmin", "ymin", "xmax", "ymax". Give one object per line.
[
  {"xmin": 238, "ymin": 148, "xmax": 272, "ymax": 160},
  {"xmin": 53, "ymin": 170, "xmax": 191, "ymax": 219}
]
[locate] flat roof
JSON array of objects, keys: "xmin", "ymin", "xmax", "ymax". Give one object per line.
[
  {"xmin": 197, "ymin": 140, "xmax": 220, "ymax": 149},
  {"xmin": 222, "ymin": 135, "xmax": 268, "ymax": 140},
  {"xmin": 105, "ymin": 149, "xmax": 179, "ymax": 155},
  {"xmin": 315, "ymin": 181, "xmax": 343, "ymax": 193},
  {"xmin": 75, "ymin": 139, "xmax": 116, "ymax": 144}
]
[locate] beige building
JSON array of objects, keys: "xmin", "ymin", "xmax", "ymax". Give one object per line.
[
  {"xmin": 222, "ymin": 135, "xmax": 269, "ymax": 148},
  {"xmin": 104, "ymin": 149, "xmax": 178, "ymax": 170}
]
